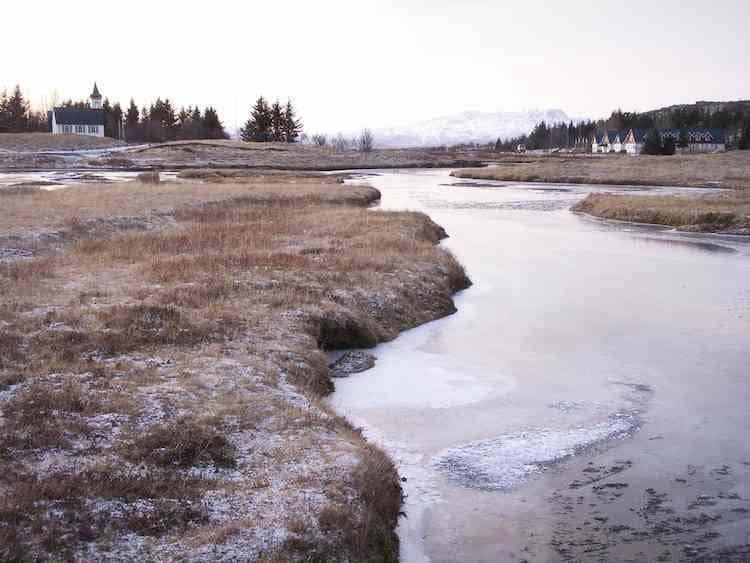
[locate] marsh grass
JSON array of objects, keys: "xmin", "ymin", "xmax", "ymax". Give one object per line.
[
  {"xmin": 122, "ymin": 416, "xmax": 237, "ymax": 468},
  {"xmin": 0, "ymin": 174, "xmax": 466, "ymax": 560},
  {"xmin": 455, "ymin": 151, "xmax": 750, "ymax": 190},
  {"xmin": 573, "ymin": 191, "xmax": 750, "ymax": 232}
]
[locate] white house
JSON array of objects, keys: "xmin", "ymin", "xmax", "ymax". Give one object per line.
[
  {"xmin": 49, "ymin": 83, "xmax": 105, "ymax": 137},
  {"xmin": 623, "ymin": 129, "xmax": 646, "ymax": 154},
  {"xmin": 595, "ymin": 127, "xmax": 726, "ymax": 155},
  {"xmin": 593, "ymin": 131, "xmax": 621, "ymax": 153},
  {"xmin": 591, "ymin": 134, "xmax": 604, "ymax": 153},
  {"xmin": 660, "ymin": 128, "xmax": 726, "ymax": 153},
  {"xmin": 621, "ymin": 128, "xmax": 726, "ymax": 154},
  {"xmin": 612, "ymin": 131, "xmax": 627, "ymax": 153}
]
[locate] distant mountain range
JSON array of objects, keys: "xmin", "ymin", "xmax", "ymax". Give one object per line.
[{"xmin": 363, "ymin": 109, "xmax": 571, "ymax": 148}]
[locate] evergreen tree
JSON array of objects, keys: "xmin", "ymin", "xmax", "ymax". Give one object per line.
[
  {"xmin": 202, "ymin": 106, "xmax": 227, "ymax": 139},
  {"xmin": 270, "ymin": 100, "xmax": 284, "ymax": 142},
  {"xmin": 125, "ymin": 99, "xmax": 140, "ymax": 127},
  {"xmin": 643, "ymin": 128, "xmax": 663, "ymax": 155},
  {"xmin": 662, "ymin": 134, "xmax": 676, "ymax": 156},
  {"xmin": 282, "ymin": 99, "xmax": 302, "ymax": 143},
  {"xmin": 6, "ymin": 85, "xmax": 28, "ymax": 132},
  {"xmin": 240, "ymin": 97, "xmax": 272, "ymax": 142},
  {"xmin": 677, "ymin": 127, "xmax": 690, "ymax": 149},
  {"xmin": 111, "ymin": 102, "xmax": 123, "ymax": 139},
  {"xmin": 161, "ymin": 99, "xmax": 177, "ymax": 139},
  {"xmin": 739, "ymin": 121, "xmax": 750, "ymax": 150},
  {"xmin": 102, "ymin": 98, "xmax": 117, "ymax": 138},
  {"xmin": 0, "ymin": 90, "xmax": 9, "ymax": 132}
]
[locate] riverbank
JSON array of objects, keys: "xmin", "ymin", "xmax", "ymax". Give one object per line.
[
  {"xmin": 573, "ymin": 191, "xmax": 750, "ymax": 234},
  {"xmin": 0, "ymin": 133, "xmax": 125, "ymax": 153},
  {"xmin": 0, "ymin": 172, "xmax": 469, "ymax": 561},
  {"xmin": 0, "ymin": 139, "xmax": 486, "ymax": 172},
  {"xmin": 454, "ymin": 151, "xmax": 750, "ymax": 190}
]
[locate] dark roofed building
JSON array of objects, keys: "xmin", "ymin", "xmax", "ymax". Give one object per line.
[
  {"xmin": 620, "ymin": 127, "xmax": 726, "ymax": 154},
  {"xmin": 50, "ymin": 83, "xmax": 105, "ymax": 137}
]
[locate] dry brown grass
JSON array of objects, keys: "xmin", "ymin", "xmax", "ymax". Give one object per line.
[
  {"xmin": 573, "ymin": 191, "xmax": 750, "ymax": 233},
  {"xmin": 0, "ymin": 464, "xmax": 211, "ymax": 559},
  {"xmin": 455, "ymin": 151, "xmax": 750, "ymax": 190},
  {"xmin": 0, "ymin": 174, "xmax": 466, "ymax": 560},
  {"xmin": 0, "ymin": 133, "xmax": 123, "ymax": 152},
  {"xmin": 0, "ymin": 174, "xmax": 376, "ymax": 233},
  {"xmin": 122, "ymin": 416, "xmax": 237, "ymax": 468}
]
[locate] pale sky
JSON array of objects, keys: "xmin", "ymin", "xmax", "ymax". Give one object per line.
[{"xmin": 3, "ymin": 0, "xmax": 748, "ymax": 133}]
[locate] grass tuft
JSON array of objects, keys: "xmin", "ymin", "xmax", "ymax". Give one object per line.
[{"xmin": 122, "ymin": 417, "xmax": 237, "ymax": 469}]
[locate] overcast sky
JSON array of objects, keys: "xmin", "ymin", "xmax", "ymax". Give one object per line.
[{"xmin": 3, "ymin": 0, "xmax": 748, "ymax": 133}]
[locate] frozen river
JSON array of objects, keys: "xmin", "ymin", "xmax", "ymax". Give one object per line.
[{"xmin": 328, "ymin": 170, "xmax": 750, "ymax": 562}]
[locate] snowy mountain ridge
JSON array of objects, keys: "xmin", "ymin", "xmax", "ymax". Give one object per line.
[{"xmin": 366, "ymin": 109, "xmax": 571, "ymax": 148}]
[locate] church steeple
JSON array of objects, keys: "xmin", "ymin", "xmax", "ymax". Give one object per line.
[{"xmin": 90, "ymin": 82, "xmax": 102, "ymax": 109}]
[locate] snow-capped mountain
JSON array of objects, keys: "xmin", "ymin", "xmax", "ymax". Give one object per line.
[{"xmin": 367, "ymin": 109, "xmax": 571, "ymax": 148}]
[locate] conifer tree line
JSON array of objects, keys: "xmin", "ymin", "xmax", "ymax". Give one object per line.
[
  {"xmin": 123, "ymin": 99, "xmax": 227, "ymax": 142},
  {"xmin": 495, "ymin": 105, "xmax": 750, "ymax": 152},
  {"xmin": 0, "ymin": 86, "xmax": 48, "ymax": 133},
  {"xmin": 240, "ymin": 97, "xmax": 302, "ymax": 142},
  {"xmin": 1, "ymin": 84, "xmax": 228, "ymax": 142}
]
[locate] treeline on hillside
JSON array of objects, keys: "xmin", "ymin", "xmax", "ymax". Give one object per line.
[
  {"xmin": 495, "ymin": 120, "xmax": 599, "ymax": 151},
  {"xmin": 496, "ymin": 106, "xmax": 750, "ymax": 151},
  {"xmin": 240, "ymin": 97, "xmax": 302, "ymax": 143},
  {"xmin": 0, "ymin": 86, "xmax": 49, "ymax": 133}
]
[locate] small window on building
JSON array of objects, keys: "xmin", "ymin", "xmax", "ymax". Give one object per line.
[
  {"xmin": 89, "ymin": 126, "xmax": 98, "ymax": 134},
  {"xmin": 76, "ymin": 125, "xmax": 86, "ymax": 133}
]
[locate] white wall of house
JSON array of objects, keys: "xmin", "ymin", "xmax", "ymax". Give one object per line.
[
  {"xmin": 676, "ymin": 143, "xmax": 726, "ymax": 154},
  {"xmin": 51, "ymin": 113, "xmax": 104, "ymax": 137},
  {"xmin": 625, "ymin": 142, "xmax": 643, "ymax": 155}
]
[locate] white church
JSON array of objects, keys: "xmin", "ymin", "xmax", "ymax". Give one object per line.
[{"xmin": 49, "ymin": 83, "xmax": 105, "ymax": 137}]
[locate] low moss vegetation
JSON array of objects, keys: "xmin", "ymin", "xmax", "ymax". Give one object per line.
[{"xmin": 0, "ymin": 172, "xmax": 468, "ymax": 560}]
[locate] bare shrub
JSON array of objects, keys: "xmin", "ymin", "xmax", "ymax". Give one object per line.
[
  {"xmin": 1, "ymin": 380, "xmax": 98, "ymax": 450},
  {"xmin": 97, "ymin": 304, "xmax": 213, "ymax": 354},
  {"xmin": 358, "ymin": 129, "xmax": 374, "ymax": 153},
  {"xmin": 0, "ymin": 465, "xmax": 211, "ymax": 551},
  {"xmin": 5, "ymin": 380, "xmax": 97, "ymax": 423},
  {"xmin": 137, "ymin": 171, "xmax": 161, "ymax": 184},
  {"xmin": 331, "ymin": 133, "xmax": 349, "ymax": 152},
  {"xmin": 123, "ymin": 416, "xmax": 237, "ymax": 468},
  {"xmin": 311, "ymin": 134, "xmax": 328, "ymax": 147},
  {"xmin": 0, "ymin": 258, "xmax": 55, "ymax": 283},
  {"xmin": 349, "ymin": 446, "xmax": 402, "ymax": 561},
  {"xmin": 0, "ymin": 330, "xmax": 25, "ymax": 370}
]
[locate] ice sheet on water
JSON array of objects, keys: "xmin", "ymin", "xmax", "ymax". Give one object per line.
[{"xmin": 433, "ymin": 411, "xmax": 640, "ymax": 491}]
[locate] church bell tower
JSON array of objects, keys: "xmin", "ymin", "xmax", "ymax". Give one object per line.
[{"xmin": 90, "ymin": 82, "xmax": 102, "ymax": 109}]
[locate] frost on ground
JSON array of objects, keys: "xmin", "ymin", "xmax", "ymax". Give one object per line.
[
  {"xmin": 0, "ymin": 174, "xmax": 469, "ymax": 561},
  {"xmin": 433, "ymin": 411, "xmax": 642, "ymax": 491}
]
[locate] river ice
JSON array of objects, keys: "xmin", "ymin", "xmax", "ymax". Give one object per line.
[
  {"xmin": 329, "ymin": 169, "xmax": 750, "ymax": 562},
  {"xmin": 433, "ymin": 411, "xmax": 640, "ymax": 491}
]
